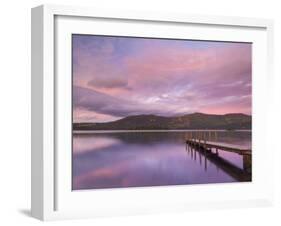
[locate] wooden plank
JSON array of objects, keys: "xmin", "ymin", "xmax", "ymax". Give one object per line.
[{"xmin": 186, "ymin": 139, "xmax": 251, "ymax": 155}]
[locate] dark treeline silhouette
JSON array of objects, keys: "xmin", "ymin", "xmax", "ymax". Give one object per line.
[{"xmin": 73, "ymin": 112, "xmax": 251, "ymax": 130}]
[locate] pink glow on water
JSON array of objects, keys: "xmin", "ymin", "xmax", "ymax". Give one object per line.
[{"xmin": 73, "ymin": 131, "xmax": 251, "ymax": 190}]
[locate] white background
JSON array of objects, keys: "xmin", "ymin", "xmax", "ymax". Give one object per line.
[{"xmin": 0, "ymin": 0, "xmax": 280, "ymax": 225}]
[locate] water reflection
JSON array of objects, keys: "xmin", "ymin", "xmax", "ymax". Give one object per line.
[{"xmin": 73, "ymin": 131, "xmax": 251, "ymax": 190}]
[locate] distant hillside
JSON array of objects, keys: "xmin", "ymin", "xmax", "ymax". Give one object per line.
[{"xmin": 73, "ymin": 113, "xmax": 251, "ymax": 130}]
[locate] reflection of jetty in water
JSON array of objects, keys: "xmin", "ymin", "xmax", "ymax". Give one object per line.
[{"xmin": 185, "ymin": 131, "xmax": 252, "ymax": 182}]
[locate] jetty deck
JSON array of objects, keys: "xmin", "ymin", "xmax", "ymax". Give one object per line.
[
  {"xmin": 187, "ymin": 139, "xmax": 251, "ymax": 155},
  {"xmin": 185, "ymin": 131, "xmax": 252, "ymax": 180}
]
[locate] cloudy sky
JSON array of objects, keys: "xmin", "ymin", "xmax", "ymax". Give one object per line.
[{"xmin": 73, "ymin": 35, "xmax": 252, "ymax": 123}]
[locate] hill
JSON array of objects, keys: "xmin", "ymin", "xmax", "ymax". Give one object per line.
[{"xmin": 73, "ymin": 113, "xmax": 251, "ymax": 130}]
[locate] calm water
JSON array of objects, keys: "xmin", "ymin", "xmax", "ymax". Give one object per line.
[{"xmin": 72, "ymin": 131, "xmax": 251, "ymax": 190}]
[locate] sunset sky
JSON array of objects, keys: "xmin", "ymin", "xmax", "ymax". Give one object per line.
[{"xmin": 73, "ymin": 35, "xmax": 252, "ymax": 123}]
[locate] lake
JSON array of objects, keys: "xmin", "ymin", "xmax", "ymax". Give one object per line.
[{"xmin": 72, "ymin": 131, "xmax": 251, "ymax": 190}]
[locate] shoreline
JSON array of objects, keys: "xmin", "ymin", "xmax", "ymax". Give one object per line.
[{"xmin": 73, "ymin": 129, "xmax": 252, "ymax": 134}]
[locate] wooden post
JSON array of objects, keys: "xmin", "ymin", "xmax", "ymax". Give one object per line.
[
  {"xmin": 243, "ymin": 155, "xmax": 252, "ymax": 173},
  {"xmin": 201, "ymin": 131, "xmax": 203, "ymax": 147},
  {"xmin": 204, "ymin": 131, "xmax": 207, "ymax": 148},
  {"xmin": 204, "ymin": 155, "xmax": 207, "ymax": 171}
]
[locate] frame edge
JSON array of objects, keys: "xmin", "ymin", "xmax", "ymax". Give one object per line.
[{"xmin": 31, "ymin": 5, "xmax": 44, "ymax": 221}]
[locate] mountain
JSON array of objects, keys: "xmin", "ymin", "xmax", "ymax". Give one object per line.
[{"xmin": 73, "ymin": 113, "xmax": 251, "ymax": 130}]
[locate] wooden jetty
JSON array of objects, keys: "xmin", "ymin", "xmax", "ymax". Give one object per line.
[{"xmin": 185, "ymin": 131, "xmax": 252, "ymax": 181}]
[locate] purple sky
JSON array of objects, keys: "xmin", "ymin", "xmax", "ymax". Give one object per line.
[{"xmin": 73, "ymin": 35, "xmax": 252, "ymax": 123}]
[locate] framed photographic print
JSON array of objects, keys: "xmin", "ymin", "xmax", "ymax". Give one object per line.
[{"xmin": 31, "ymin": 4, "xmax": 274, "ymax": 221}]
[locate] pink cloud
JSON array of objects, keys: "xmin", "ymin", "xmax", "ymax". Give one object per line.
[{"xmin": 73, "ymin": 35, "xmax": 251, "ymax": 122}]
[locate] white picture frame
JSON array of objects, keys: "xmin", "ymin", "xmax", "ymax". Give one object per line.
[{"xmin": 31, "ymin": 4, "xmax": 274, "ymax": 221}]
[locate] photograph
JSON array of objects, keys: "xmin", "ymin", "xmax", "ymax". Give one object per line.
[{"xmin": 72, "ymin": 34, "xmax": 252, "ymax": 190}]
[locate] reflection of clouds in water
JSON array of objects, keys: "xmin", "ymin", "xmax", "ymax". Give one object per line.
[
  {"xmin": 73, "ymin": 136, "xmax": 121, "ymax": 154},
  {"xmin": 73, "ymin": 142, "xmax": 235, "ymax": 190},
  {"xmin": 72, "ymin": 131, "xmax": 251, "ymax": 190},
  {"xmin": 73, "ymin": 145, "xmax": 179, "ymax": 189},
  {"xmin": 73, "ymin": 163, "xmax": 125, "ymax": 189}
]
